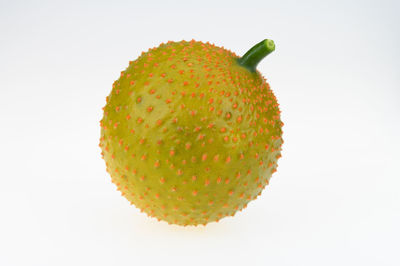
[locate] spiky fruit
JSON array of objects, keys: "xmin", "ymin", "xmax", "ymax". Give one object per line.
[{"xmin": 100, "ymin": 39, "xmax": 283, "ymax": 226}]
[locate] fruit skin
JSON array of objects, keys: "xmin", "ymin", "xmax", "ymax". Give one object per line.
[{"xmin": 99, "ymin": 40, "xmax": 283, "ymax": 226}]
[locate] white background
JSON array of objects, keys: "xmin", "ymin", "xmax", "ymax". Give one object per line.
[{"xmin": 1, "ymin": 0, "xmax": 399, "ymax": 265}]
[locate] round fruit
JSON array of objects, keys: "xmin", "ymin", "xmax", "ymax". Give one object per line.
[{"xmin": 99, "ymin": 39, "xmax": 283, "ymax": 226}]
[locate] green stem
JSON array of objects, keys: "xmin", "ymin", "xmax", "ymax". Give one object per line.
[{"xmin": 237, "ymin": 39, "xmax": 275, "ymax": 72}]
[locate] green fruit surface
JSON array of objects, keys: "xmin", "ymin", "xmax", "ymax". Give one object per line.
[{"xmin": 100, "ymin": 40, "xmax": 283, "ymax": 226}]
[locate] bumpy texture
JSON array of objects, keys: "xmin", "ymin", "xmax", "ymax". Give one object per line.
[{"xmin": 99, "ymin": 40, "xmax": 283, "ymax": 226}]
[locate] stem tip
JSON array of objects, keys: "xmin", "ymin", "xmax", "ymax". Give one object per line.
[{"xmin": 237, "ymin": 39, "xmax": 275, "ymax": 72}]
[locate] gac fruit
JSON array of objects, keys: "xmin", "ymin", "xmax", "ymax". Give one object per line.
[{"xmin": 100, "ymin": 39, "xmax": 283, "ymax": 226}]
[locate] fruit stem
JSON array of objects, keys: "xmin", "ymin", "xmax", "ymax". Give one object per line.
[{"xmin": 237, "ymin": 39, "xmax": 275, "ymax": 72}]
